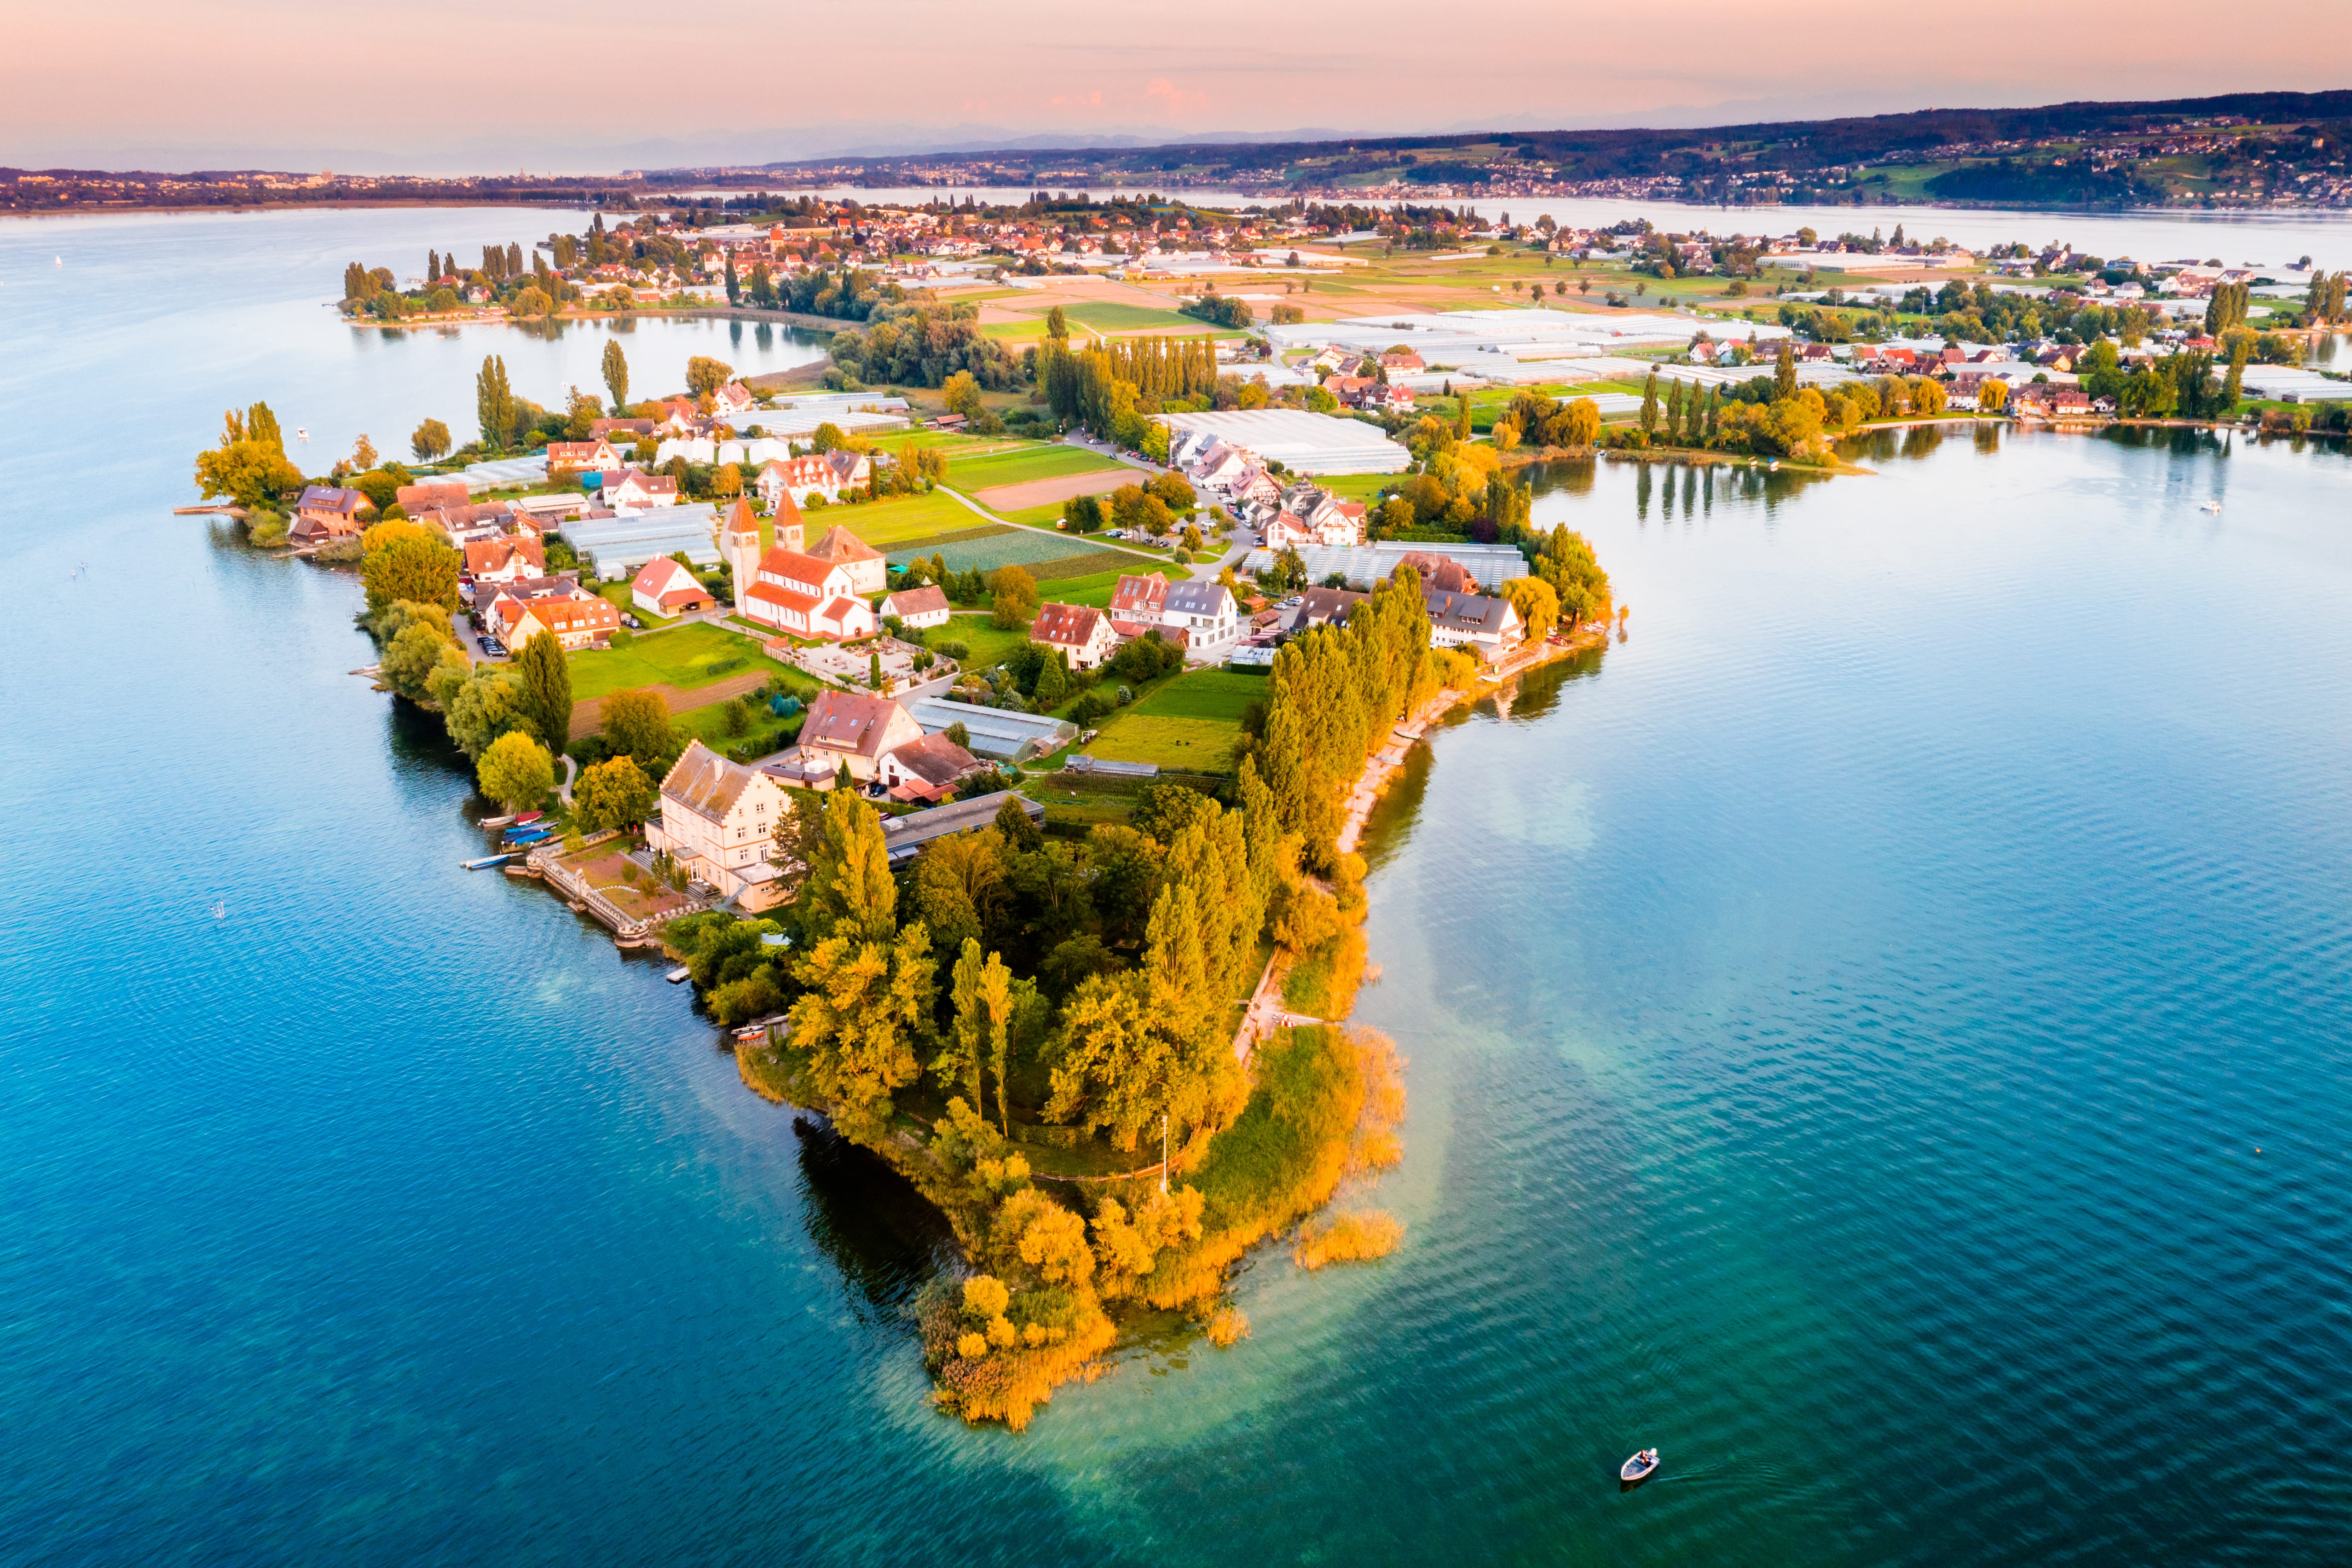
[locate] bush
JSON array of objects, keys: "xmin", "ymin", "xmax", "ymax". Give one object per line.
[
  {"xmin": 1293, "ymin": 1210, "xmax": 1403, "ymax": 1270},
  {"xmin": 934, "ymin": 639, "xmax": 969, "ymax": 661},
  {"xmin": 721, "ymin": 697, "xmax": 752, "ymax": 736}
]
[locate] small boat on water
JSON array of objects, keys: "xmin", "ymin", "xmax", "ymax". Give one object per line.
[
  {"xmin": 479, "ymin": 813, "xmax": 517, "ymax": 830},
  {"xmin": 1620, "ymin": 1448, "xmax": 1660, "ymax": 1486},
  {"xmin": 513, "ymin": 810, "xmax": 544, "ymax": 826},
  {"xmin": 2202, "ymin": 500, "xmax": 2223, "ymax": 513},
  {"xmin": 462, "ymin": 853, "xmax": 513, "ymax": 870},
  {"xmin": 295, "ymin": 428, "xmax": 309, "ymax": 440},
  {"xmin": 665, "ymin": 965, "xmax": 693, "ymax": 984},
  {"xmin": 505, "ymin": 826, "xmax": 553, "ymax": 845}
]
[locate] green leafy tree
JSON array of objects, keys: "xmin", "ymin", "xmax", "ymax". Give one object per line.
[
  {"xmin": 193, "ymin": 403, "xmax": 304, "ymax": 508},
  {"xmin": 361, "ymin": 533, "xmax": 462, "ymax": 613},
  {"xmin": 942, "ymin": 370, "xmax": 985, "ymax": 418},
  {"xmin": 724, "ymin": 249, "xmax": 740, "ymax": 306},
  {"xmin": 601, "ymin": 687, "xmax": 671, "ymax": 761},
  {"xmin": 445, "ymin": 667, "xmax": 528, "ymax": 760},
  {"xmin": 989, "ymin": 563, "xmax": 1039, "ymax": 630},
  {"xmin": 410, "ymin": 418, "xmax": 452, "ymax": 462},
  {"xmin": 514, "ymin": 629, "xmax": 573, "ymax": 749},
  {"xmin": 1638, "ymin": 368, "xmax": 1660, "ymax": 435},
  {"xmin": 574, "ymin": 756, "xmax": 657, "ymax": 829},
  {"xmin": 601, "ymin": 340, "xmax": 630, "ymax": 411},
  {"xmin": 1774, "ymin": 340, "xmax": 1798, "ymax": 400},
  {"xmin": 686, "ymin": 356, "xmax": 734, "ymax": 397},
  {"xmin": 477, "ymin": 730, "xmax": 555, "ymax": 813},
  {"xmin": 1045, "ymin": 305, "xmax": 1068, "ymax": 339}
]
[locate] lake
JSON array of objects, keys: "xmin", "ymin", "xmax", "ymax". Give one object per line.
[{"xmin": 3, "ymin": 210, "xmax": 2350, "ymax": 1565}]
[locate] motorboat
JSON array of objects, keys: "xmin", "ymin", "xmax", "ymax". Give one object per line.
[
  {"xmin": 665, "ymin": 965, "xmax": 693, "ymax": 984},
  {"xmin": 295, "ymin": 428, "xmax": 309, "ymax": 440},
  {"xmin": 462, "ymin": 853, "xmax": 513, "ymax": 870},
  {"xmin": 2202, "ymin": 500, "xmax": 2222, "ymax": 513},
  {"xmin": 513, "ymin": 810, "xmax": 543, "ymax": 826},
  {"xmin": 1620, "ymin": 1448, "xmax": 1660, "ymax": 1485}
]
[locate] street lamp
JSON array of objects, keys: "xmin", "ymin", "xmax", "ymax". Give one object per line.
[{"xmin": 1160, "ymin": 1112, "xmax": 1169, "ymax": 1194}]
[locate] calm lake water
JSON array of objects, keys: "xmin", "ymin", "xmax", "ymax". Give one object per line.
[{"xmin": 4, "ymin": 211, "xmax": 2352, "ymax": 1566}]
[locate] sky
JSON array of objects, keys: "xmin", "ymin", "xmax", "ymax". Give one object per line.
[{"xmin": 8, "ymin": 0, "xmax": 2350, "ymax": 173}]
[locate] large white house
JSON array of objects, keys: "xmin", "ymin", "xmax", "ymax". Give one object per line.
[
  {"xmin": 1264, "ymin": 483, "xmax": 1366, "ymax": 550},
  {"xmin": 647, "ymin": 741, "xmax": 787, "ymax": 900}
]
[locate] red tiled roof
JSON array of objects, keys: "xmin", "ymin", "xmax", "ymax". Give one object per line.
[{"xmin": 1031, "ymin": 602, "xmax": 1104, "ymax": 647}]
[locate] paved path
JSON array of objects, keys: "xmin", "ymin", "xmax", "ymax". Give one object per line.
[{"xmin": 558, "ymin": 753, "xmax": 578, "ymax": 806}]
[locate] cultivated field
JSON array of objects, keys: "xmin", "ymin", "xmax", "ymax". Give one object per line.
[{"xmin": 974, "ymin": 469, "xmax": 1139, "ymax": 512}]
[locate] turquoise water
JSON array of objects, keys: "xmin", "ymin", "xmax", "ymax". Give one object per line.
[{"xmin": 5, "ymin": 213, "xmax": 2352, "ymax": 1565}]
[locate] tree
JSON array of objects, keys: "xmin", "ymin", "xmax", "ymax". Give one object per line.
[
  {"xmin": 478, "ymin": 731, "xmax": 555, "ymax": 813},
  {"xmin": 787, "ymin": 804, "xmax": 937, "ymax": 1138},
  {"xmin": 724, "ymin": 249, "xmax": 740, "ymax": 306},
  {"xmin": 1978, "ymin": 378, "xmax": 2008, "ymax": 413},
  {"xmin": 574, "ymin": 756, "xmax": 656, "ymax": 829},
  {"xmin": 601, "ymin": 687, "xmax": 671, "ymax": 761},
  {"xmin": 193, "ymin": 402, "xmax": 304, "ymax": 509},
  {"xmin": 352, "ymin": 433, "xmax": 378, "ymax": 472},
  {"xmin": 1638, "ymin": 369, "xmax": 1660, "ymax": 435},
  {"xmin": 942, "ymin": 370, "xmax": 984, "ymax": 418},
  {"xmin": 361, "ymin": 533, "xmax": 462, "ymax": 613},
  {"xmin": 1503, "ymin": 576, "xmax": 1559, "ymax": 643},
  {"xmin": 989, "ymin": 564, "xmax": 1039, "ymax": 630},
  {"xmin": 1774, "ymin": 340, "xmax": 1798, "ymax": 400},
  {"xmin": 379, "ymin": 616, "xmax": 466, "ymax": 704},
  {"xmin": 514, "ymin": 629, "xmax": 573, "ymax": 749},
  {"xmin": 1045, "ymin": 305, "xmax": 1068, "ymax": 339},
  {"xmin": 411, "ymin": 418, "xmax": 452, "ymax": 462},
  {"xmin": 686, "ymin": 356, "xmax": 734, "ymax": 397},
  {"xmin": 1034, "ymin": 652, "xmax": 1068, "ymax": 709},
  {"xmin": 601, "ymin": 340, "xmax": 629, "ymax": 411},
  {"xmin": 511, "ymin": 286, "xmax": 551, "ymax": 318},
  {"xmin": 476, "ymin": 355, "xmax": 515, "ymax": 453}
]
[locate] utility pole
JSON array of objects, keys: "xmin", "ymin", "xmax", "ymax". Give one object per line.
[{"xmin": 1160, "ymin": 1113, "xmax": 1169, "ymax": 1194}]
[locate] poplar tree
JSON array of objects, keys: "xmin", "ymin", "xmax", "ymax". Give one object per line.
[
  {"xmin": 476, "ymin": 354, "xmax": 514, "ymax": 451},
  {"xmin": 725, "ymin": 250, "xmax": 740, "ymax": 306},
  {"xmin": 1775, "ymin": 340, "xmax": 1798, "ymax": 400},
  {"xmin": 514, "ymin": 629, "xmax": 572, "ymax": 750},
  {"xmin": 601, "ymin": 340, "xmax": 629, "ymax": 411},
  {"xmin": 1664, "ymin": 379, "xmax": 1685, "ymax": 443},
  {"xmin": 1639, "ymin": 368, "xmax": 1660, "ymax": 435}
]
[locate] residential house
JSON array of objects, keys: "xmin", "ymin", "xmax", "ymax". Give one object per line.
[
  {"xmin": 1363, "ymin": 384, "xmax": 1416, "ymax": 414},
  {"xmin": 807, "ymin": 524, "xmax": 887, "ymax": 595},
  {"xmin": 1379, "ymin": 349, "xmax": 1425, "ymax": 376},
  {"xmin": 1266, "ymin": 484, "xmax": 1366, "ymax": 550},
  {"xmin": 758, "ymin": 454, "xmax": 839, "ymax": 508},
  {"xmin": 880, "ymin": 584, "xmax": 951, "ymax": 630},
  {"xmin": 395, "ymin": 479, "xmax": 471, "ymax": 516},
  {"xmin": 631, "ymin": 556, "xmax": 715, "ymax": 617},
  {"xmin": 791, "ymin": 689, "xmax": 925, "ymax": 784},
  {"xmin": 1424, "ymin": 587, "xmax": 1523, "ymax": 662},
  {"xmin": 1030, "ymin": 602, "xmax": 1120, "ymax": 669},
  {"xmin": 600, "ymin": 469, "xmax": 680, "ymax": 509},
  {"xmin": 545, "ymin": 439, "xmax": 625, "ymax": 471},
  {"xmin": 646, "ymin": 740, "xmax": 788, "ymax": 900},
  {"xmin": 464, "ymin": 534, "xmax": 544, "ymax": 584},
  {"xmin": 712, "ymin": 381, "xmax": 756, "ymax": 419},
  {"xmin": 1161, "ymin": 580, "xmax": 1239, "ymax": 648},
  {"xmin": 1283, "ymin": 585, "xmax": 1367, "ymax": 631},
  {"xmin": 1107, "ymin": 571, "xmax": 1170, "ymax": 636},
  {"xmin": 1322, "ymin": 374, "xmax": 1378, "ymax": 407},
  {"xmin": 824, "ymin": 449, "xmax": 872, "ymax": 495},
  {"xmin": 878, "ymin": 732, "xmax": 987, "ymax": 803},
  {"xmin": 589, "ymin": 417, "xmax": 656, "ymax": 443},
  {"xmin": 289, "ymin": 485, "xmax": 368, "ymax": 544},
  {"xmin": 1396, "ymin": 550, "xmax": 1478, "ymax": 593},
  {"xmin": 486, "ymin": 582, "xmax": 620, "ymax": 652}
]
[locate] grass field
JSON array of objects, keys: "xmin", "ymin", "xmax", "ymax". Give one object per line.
[
  {"xmin": 1129, "ymin": 668, "xmax": 1266, "ymax": 722},
  {"xmin": 1087, "ymin": 711, "xmax": 1243, "ymax": 772},
  {"xmin": 879, "ymin": 523, "xmax": 1134, "ymax": 579},
  {"xmin": 566, "ymin": 621, "xmax": 785, "ymax": 701},
  {"xmin": 829, "ymin": 491, "xmax": 979, "ymax": 546},
  {"xmin": 945, "ymin": 443, "xmax": 1124, "ymax": 491},
  {"xmin": 922, "ymin": 613, "xmax": 1031, "ymax": 671}
]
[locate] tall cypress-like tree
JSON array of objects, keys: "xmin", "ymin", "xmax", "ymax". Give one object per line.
[
  {"xmin": 1664, "ymin": 379, "xmax": 1685, "ymax": 444},
  {"xmin": 506, "ymin": 242, "xmax": 524, "ymax": 278},
  {"xmin": 601, "ymin": 340, "xmax": 629, "ymax": 412},
  {"xmin": 427, "ymin": 249, "xmax": 439, "ymax": 284},
  {"xmin": 724, "ymin": 250, "xmax": 740, "ymax": 306},
  {"xmin": 1639, "ymin": 368, "xmax": 1660, "ymax": 435},
  {"xmin": 1774, "ymin": 340, "xmax": 1798, "ymax": 400},
  {"xmin": 476, "ymin": 354, "xmax": 514, "ymax": 452},
  {"xmin": 514, "ymin": 630, "xmax": 572, "ymax": 751}
]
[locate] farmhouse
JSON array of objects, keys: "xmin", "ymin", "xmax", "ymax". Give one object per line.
[
  {"xmin": 1030, "ymin": 602, "xmax": 1119, "ymax": 669},
  {"xmin": 630, "ymin": 556, "xmax": 716, "ymax": 616}
]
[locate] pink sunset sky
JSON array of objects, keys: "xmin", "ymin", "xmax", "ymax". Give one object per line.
[{"xmin": 7, "ymin": 0, "xmax": 2348, "ymax": 172}]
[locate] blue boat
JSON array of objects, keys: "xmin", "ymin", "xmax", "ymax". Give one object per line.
[
  {"xmin": 461, "ymin": 853, "xmax": 512, "ymax": 871},
  {"xmin": 505, "ymin": 826, "xmax": 553, "ymax": 845}
]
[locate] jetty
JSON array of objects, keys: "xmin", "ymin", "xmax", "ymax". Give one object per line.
[{"xmin": 172, "ymin": 503, "xmax": 248, "ymax": 518}]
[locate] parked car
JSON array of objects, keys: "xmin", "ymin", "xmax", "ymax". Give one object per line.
[{"xmin": 621, "ymin": 613, "xmax": 643, "ymax": 630}]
